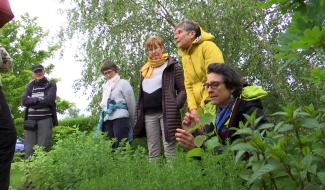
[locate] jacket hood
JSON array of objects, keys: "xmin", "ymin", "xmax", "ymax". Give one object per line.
[{"xmin": 192, "ymin": 27, "xmax": 214, "ymax": 45}]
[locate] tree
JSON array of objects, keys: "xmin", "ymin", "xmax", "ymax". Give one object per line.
[
  {"xmin": 262, "ymin": 0, "xmax": 325, "ymax": 107},
  {"xmin": 0, "ymin": 14, "xmax": 73, "ymax": 118},
  {"xmin": 60, "ymin": 0, "xmax": 291, "ymax": 114}
]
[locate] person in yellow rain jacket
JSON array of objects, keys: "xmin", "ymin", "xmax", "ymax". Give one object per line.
[{"xmin": 174, "ymin": 19, "xmax": 224, "ymax": 121}]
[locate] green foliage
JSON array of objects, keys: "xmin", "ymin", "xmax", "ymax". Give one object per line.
[
  {"xmin": 231, "ymin": 103, "xmax": 325, "ymax": 189},
  {"xmin": 262, "ymin": 0, "xmax": 325, "ymax": 109},
  {"xmin": 52, "ymin": 125, "xmax": 79, "ymax": 145},
  {"xmin": 56, "ymin": 97, "xmax": 74, "ymax": 114},
  {"xmin": 19, "ymin": 131, "xmax": 247, "ymax": 190},
  {"xmin": 0, "ymin": 14, "xmax": 59, "ymax": 118},
  {"xmin": 58, "ymin": 116, "xmax": 98, "ymax": 132},
  {"xmin": 14, "ymin": 117, "xmax": 24, "ymax": 138},
  {"xmin": 10, "ymin": 164, "xmax": 25, "ymax": 189}
]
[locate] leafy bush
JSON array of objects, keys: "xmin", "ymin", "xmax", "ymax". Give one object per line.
[
  {"xmin": 58, "ymin": 116, "xmax": 98, "ymax": 132},
  {"xmin": 21, "ymin": 132, "xmax": 247, "ymax": 190},
  {"xmin": 52, "ymin": 125, "xmax": 79, "ymax": 145},
  {"xmin": 231, "ymin": 104, "xmax": 325, "ymax": 190},
  {"xmin": 14, "ymin": 117, "xmax": 24, "ymax": 137},
  {"xmin": 78, "ymin": 149, "xmax": 247, "ymax": 190},
  {"xmin": 14, "ymin": 116, "xmax": 98, "ymax": 138}
]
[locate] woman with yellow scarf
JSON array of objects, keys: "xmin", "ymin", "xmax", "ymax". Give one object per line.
[{"xmin": 134, "ymin": 36, "xmax": 186, "ymax": 161}]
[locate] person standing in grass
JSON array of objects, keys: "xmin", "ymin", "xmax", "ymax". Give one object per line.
[
  {"xmin": 134, "ymin": 36, "xmax": 186, "ymax": 160},
  {"xmin": 0, "ymin": 45, "xmax": 16, "ymax": 190},
  {"xmin": 174, "ymin": 19, "xmax": 224, "ymax": 122},
  {"xmin": 97, "ymin": 61, "xmax": 136, "ymax": 148},
  {"xmin": 22, "ymin": 64, "xmax": 57, "ymax": 159}
]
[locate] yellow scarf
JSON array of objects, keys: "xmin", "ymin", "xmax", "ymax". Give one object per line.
[{"xmin": 140, "ymin": 53, "xmax": 168, "ymax": 78}]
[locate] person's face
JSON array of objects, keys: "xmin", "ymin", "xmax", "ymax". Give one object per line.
[
  {"xmin": 147, "ymin": 45, "xmax": 164, "ymax": 60},
  {"xmin": 174, "ymin": 27, "xmax": 195, "ymax": 49},
  {"xmin": 103, "ymin": 69, "xmax": 117, "ymax": 80},
  {"xmin": 205, "ymin": 73, "xmax": 233, "ymax": 108},
  {"xmin": 32, "ymin": 69, "xmax": 45, "ymax": 80}
]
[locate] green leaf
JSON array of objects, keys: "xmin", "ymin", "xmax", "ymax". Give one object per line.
[
  {"xmin": 198, "ymin": 113, "xmax": 215, "ymax": 126},
  {"xmin": 233, "ymin": 127, "xmax": 254, "ymax": 136},
  {"xmin": 205, "ymin": 136, "xmax": 220, "ymax": 151},
  {"xmin": 248, "ymin": 164, "xmax": 277, "ymax": 185},
  {"xmin": 231, "ymin": 143, "xmax": 257, "ymax": 152},
  {"xmin": 271, "ymin": 111, "xmax": 288, "ymax": 117},
  {"xmin": 257, "ymin": 123, "xmax": 274, "ymax": 131},
  {"xmin": 320, "ymin": 95, "xmax": 325, "ymax": 103},
  {"xmin": 234, "ymin": 150, "xmax": 246, "ymax": 163},
  {"xmin": 313, "ymin": 148, "xmax": 325, "ymax": 159},
  {"xmin": 309, "ymin": 165, "xmax": 317, "ymax": 176},
  {"xmin": 317, "ymin": 172, "xmax": 325, "ymax": 186},
  {"xmin": 302, "ymin": 154, "xmax": 313, "ymax": 169},
  {"xmin": 302, "ymin": 118, "xmax": 320, "ymax": 129},
  {"xmin": 268, "ymin": 148, "xmax": 286, "ymax": 160},
  {"xmin": 193, "ymin": 135, "xmax": 207, "ymax": 147},
  {"xmin": 277, "ymin": 124, "xmax": 293, "ymax": 133},
  {"xmin": 186, "ymin": 148, "xmax": 203, "ymax": 159}
]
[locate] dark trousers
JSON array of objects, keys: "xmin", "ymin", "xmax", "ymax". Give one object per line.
[
  {"xmin": 24, "ymin": 117, "xmax": 53, "ymax": 159},
  {"xmin": 103, "ymin": 118, "xmax": 130, "ymax": 147},
  {"xmin": 0, "ymin": 87, "xmax": 16, "ymax": 190}
]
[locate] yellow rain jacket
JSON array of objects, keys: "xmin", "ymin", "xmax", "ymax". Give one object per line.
[{"xmin": 178, "ymin": 29, "xmax": 224, "ymax": 110}]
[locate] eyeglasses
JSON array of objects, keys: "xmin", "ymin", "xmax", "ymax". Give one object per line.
[
  {"xmin": 103, "ymin": 70, "xmax": 114, "ymax": 75},
  {"xmin": 203, "ymin": 81, "xmax": 224, "ymax": 90}
]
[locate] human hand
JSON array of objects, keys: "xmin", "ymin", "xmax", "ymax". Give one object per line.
[
  {"xmin": 182, "ymin": 111, "xmax": 197, "ymax": 130},
  {"xmin": 175, "ymin": 128, "xmax": 195, "ymax": 150},
  {"xmin": 190, "ymin": 109, "xmax": 199, "ymax": 123}
]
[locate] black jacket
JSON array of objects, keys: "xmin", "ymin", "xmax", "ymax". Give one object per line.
[
  {"xmin": 22, "ymin": 78, "xmax": 58, "ymax": 126},
  {"xmin": 205, "ymin": 98, "xmax": 267, "ymax": 142}
]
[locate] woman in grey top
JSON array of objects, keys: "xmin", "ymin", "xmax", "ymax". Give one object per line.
[{"xmin": 97, "ymin": 61, "xmax": 136, "ymax": 147}]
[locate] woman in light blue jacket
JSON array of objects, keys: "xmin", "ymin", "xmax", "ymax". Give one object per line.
[{"xmin": 97, "ymin": 61, "xmax": 136, "ymax": 147}]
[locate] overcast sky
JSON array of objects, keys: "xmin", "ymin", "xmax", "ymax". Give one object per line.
[{"xmin": 9, "ymin": 0, "xmax": 90, "ymax": 116}]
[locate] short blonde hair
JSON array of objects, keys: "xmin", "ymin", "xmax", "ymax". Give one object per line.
[{"xmin": 145, "ymin": 36, "xmax": 164, "ymax": 51}]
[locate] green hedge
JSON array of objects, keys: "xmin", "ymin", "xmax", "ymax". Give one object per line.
[
  {"xmin": 58, "ymin": 116, "xmax": 97, "ymax": 132},
  {"xmin": 14, "ymin": 116, "xmax": 98, "ymax": 138}
]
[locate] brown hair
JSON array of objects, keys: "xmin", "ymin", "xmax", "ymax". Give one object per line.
[
  {"xmin": 100, "ymin": 60, "xmax": 118, "ymax": 74},
  {"xmin": 145, "ymin": 36, "xmax": 164, "ymax": 51}
]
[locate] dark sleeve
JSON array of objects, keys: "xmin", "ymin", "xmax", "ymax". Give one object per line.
[
  {"xmin": 31, "ymin": 82, "xmax": 57, "ymax": 109},
  {"xmin": 174, "ymin": 63, "xmax": 186, "ymax": 109},
  {"xmin": 22, "ymin": 82, "xmax": 39, "ymax": 106},
  {"xmin": 238, "ymin": 100, "xmax": 267, "ymax": 128}
]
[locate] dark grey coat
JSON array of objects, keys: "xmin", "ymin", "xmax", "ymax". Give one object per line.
[{"xmin": 134, "ymin": 57, "xmax": 186, "ymax": 142}]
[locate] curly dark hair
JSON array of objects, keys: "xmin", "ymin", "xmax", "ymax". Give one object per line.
[{"xmin": 207, "ymin": 63, "xmax": 243, "ymax": 97}]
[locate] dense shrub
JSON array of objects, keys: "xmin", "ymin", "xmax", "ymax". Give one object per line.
[
  {"xmin": 21, "ymin": 132, "xmax": 247, "ymax": 190},
  {"xmin": 58, "ymin": 116, "xmax": 97, "ymax": 132},
  {"xmin": 230, "ymin": 104, "xmax": 325, "ymax": 189},
  {"xmin": 14, "ymin": 116, "xmax": 97, "ymax": 138},
  {"xmin": 14, "ymin": 117, "xmax": 24, "ymax": 137},
  {"xmin": 77, "ymin": 150, "xmax": 247, "ymax": 190},
  {"xmin": 52, "ymin": 125, "xmax": 79, "ymax": 145}
]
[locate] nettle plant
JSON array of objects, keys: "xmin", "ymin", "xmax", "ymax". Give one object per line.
[
  {"xmin": 185, "ymin": 103, "xmax": 221, "ymax": 158},
  {"xmin": 231, "ymin": 103, "xmax": 325, "ymax": 190}
]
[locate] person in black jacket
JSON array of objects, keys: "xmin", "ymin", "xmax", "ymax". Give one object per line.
[
  {"xmin": 176, "ymin": 64, "xmax": 267, "ymax": 150},
  {"xmin": 22, "ymin": 64, "xmax": 57, "ymax": 159},
  {"xmin": 0, "ymin": 46, "xmax": 16, "ymax": 190}
]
